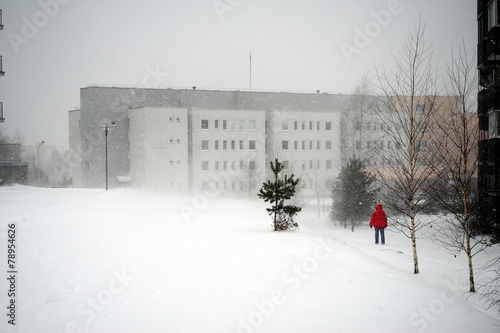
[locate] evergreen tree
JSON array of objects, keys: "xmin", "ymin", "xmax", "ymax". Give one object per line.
[
  {"xmin": 258, "ymin": 159, "xmax": 302, "ymax": 231},
  {"xmin": 330, "ymin": 158, "xmax": 378, "ymax": 231}
]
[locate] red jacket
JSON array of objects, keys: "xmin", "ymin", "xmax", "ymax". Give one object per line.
[{"xmin": 370, "ymin": 204, "xmax": 388, "ymax": 229}]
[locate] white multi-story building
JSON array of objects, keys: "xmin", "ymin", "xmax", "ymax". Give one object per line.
[{"xmin": 68, "ymin": 86, "xmax": 348, "ymax": 195}]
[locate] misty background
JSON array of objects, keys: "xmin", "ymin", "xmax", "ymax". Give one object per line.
[{"xmin": 0, "ymin": 0, "xmax": 475, "ymax": 151}]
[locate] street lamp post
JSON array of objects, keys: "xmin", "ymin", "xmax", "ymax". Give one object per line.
[
  {"xmin": 37, "ymin": 140, "xmax": 45, "ymax": 185},
  {"xmin": 101, "ymin": 121, "xmax": 116, "ymax": 191}
]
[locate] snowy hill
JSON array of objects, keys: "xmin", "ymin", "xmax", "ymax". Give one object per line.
[{"xmin": 0, "ymin": 185, "xmax": 499, "ymax": 333}]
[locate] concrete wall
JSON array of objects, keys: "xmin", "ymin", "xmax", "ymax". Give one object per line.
[{"xmin": 129, "ymin": 107, "xmax": 188, "ymax": 193}]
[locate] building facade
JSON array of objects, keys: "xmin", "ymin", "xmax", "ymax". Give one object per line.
[
  {"xmin": 478, "ymin": 0, "xmax": 500, "ymax": 230},
  {"xmin": 69, "ymin": 86, "xmax": 347, "ymax": 195}
]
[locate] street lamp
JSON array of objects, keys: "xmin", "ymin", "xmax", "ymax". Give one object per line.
[
  {"xmin": 101, "ymin": 121, "xmax": 116, "ymax": 191},
  {"xmin": 37, "ymin": 140, "xmax": 45, "ymax": 185}
]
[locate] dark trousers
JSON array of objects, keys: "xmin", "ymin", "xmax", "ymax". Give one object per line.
[{"xmin": 375, "ymin": 228, "xmax": 385, "ymax": 244}]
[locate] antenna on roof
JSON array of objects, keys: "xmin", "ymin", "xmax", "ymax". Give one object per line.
[{"xmin": 249, "ymin": 50, "xmax": 252, "ymax": 91}]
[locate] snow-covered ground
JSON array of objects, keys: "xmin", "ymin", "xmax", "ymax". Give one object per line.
[{"xmin": 0, "ymin": 185, "xmax": 499, "ymax": 333}]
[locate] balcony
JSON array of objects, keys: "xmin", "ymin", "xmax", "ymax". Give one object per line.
[
  {"xmin": 0, "ymin": 144, "xmax": 22, "ymax": 163},
  {"xmin": 478, "ymin": 26, "xmax": 500, "ymax": 68},
  {"xmin": 479, "ymin": 114, "xmax": 488, "ymax": 131},
  {"xmin": 477, "ymin": 87, "xmax": 500, "ymax": 113},
  {"xmin": 478, "ymin": 89, "xmax": 488, "ymax": 115},
  {"xmin": 479, "ymin": 138, "xmax": 500, "ymax": 166}
]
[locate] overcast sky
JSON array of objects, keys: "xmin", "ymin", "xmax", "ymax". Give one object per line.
[{"xmin": 0, "ymin": 0, "xmax": 476, "ymax": 150}]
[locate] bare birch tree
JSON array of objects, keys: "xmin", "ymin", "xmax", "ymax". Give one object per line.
[
  {"xmin": 371, "ymin": 20, "xmax": 439, "ymax": 274},
  {"xmin": 428, "ymin": 44, "xmax": 487, "ymax": 292}
]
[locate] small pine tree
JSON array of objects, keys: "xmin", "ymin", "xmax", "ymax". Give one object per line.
[
  {"xmin": 258, "ymin": 159, "xmax": 302, "ymax": 231},
  {"xmin": 330, "ymin": 158, "xmax": 378, "ymax": 231}
]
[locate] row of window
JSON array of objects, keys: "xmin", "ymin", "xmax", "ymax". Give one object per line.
[
  {"xmin": 282, "ymin": 120, "xmax": 333, "ymax": 131},
  {"xmin": 202, "ymin": 160, "xmax": 257, "ymax": 171},
  {"xmin": 281, "ymin": 140, "xmax": 333, "ymax": 151},
  {"xmin": 201, "ymin": 140, "xmax": 257, "ymax": 151},
  {"xmin": 201, "ymin": 119, "xmax": 257, "ymax": 131},
  {"xmin": 201, "ymin": 181, "xmax": 247, "ymax": 192},
  {"xmin": 201, "ymin": 159, "xmax": 333, "ymax": 171},
  {"xmin": 355, "ymin": 140, "xmax": 406, "ymax": 151}
]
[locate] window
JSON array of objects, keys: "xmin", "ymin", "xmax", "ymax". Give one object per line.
[
  {"xmin": 231, "ymin": 140, "xmax": 236, "ymax": 150},
  {"xmin": 231, "ymin": 161, "xmax": 236, "ymax": 170},
  {"xmin": 176, "ymin": 139, "xmax": 181, "ymax": 144},
  {"xmin": 223, "ymin": 120, "xmax": 227, "ymax": 130},
  {"xmin": 302, "ymin": 141, "xmax": 306, "ymax": 150},
  {"xmin": 215, "ymin": 140, "xmax": 219, "ymax": 150},
  {"xmin": 223, "ymin": 161, "xmax": 227, "ymax": 170},
  {"xmin": 202, "ymin": 161, "xmax": 209, "ymax": 171},
  {"xmin": 309, "ymin": 141, "xmax": 313, "ymax": 150},
  {"xmin": 488, "ymin": 0, "xmax": 499, "ymax": 30},
  {"xmin": 282, "ymin": 140, "xmax": 289, "ymax": 151},
  {"xmin": 176, "ymin": 118, "xmax": 180, "ymax": 122},
  {"xmin": 85, "ymin": 161, "xmax": 90, "ymax": 173},
  {"xmin": 239, "ymin": 140, "xmax": 244, "ymax": 150},
  {"xmin": 249, "ymin": 120, "xmax": 256, "ymax": 131},
  {"xmin": 309, "ymin": 160, "xmax": 313, "ymax": 169},
  {"xmin": 294, "ymin": 141, "xmax": 298, "ymax": 151},
  {"xmin": 302, "ymin": 161, "xmax": 306, "ymax": 170},
  {"xmin": 283, "ymin": 160, "xmax": 289, "ymax": 169},
  {"xmin": 326, "ymin": 160, "xmax": 332, "ymax": 170},
  {"xmin": 317, "ymin": 141, "xmax": 320, "ymax": 150},
  {"xmin": 201, "ymin": 140, "xmax": 209, "ymax": 151},
  {"xmin": 326, "ymin": 121, "xmax": 332, "ymax": 131},
  {"xmin": 326, "ymin": 140, "xmax": 332, "ymax": 150},
  {"xmin": 215, "ymin": 119, "xmax": 219, "ymax": 130},
  {"xmin": 230, "ymin": 119, "xmax": 236, "ymax": 130},
  {"xmin": 294, "ymin": 121, "xmax": 298, "ymax": 130},
  {"xmin": 239, "ymin": 119, "xmax": 245, "ymax": 130},
  {"xmin": 282, "ymin": 120, "xmax": 289, "ymax": 131},
  {"xmin": 85, "ymin": 139, "xmax": 90, "ymax": 151},
  {"xmin": 215, "ymin": 161, "xmax": 219, "ymax": 170},
  {"xmin": 317, "ymin": 160, "xmax": 320, "ymax": 169},
  {"xmin": 317, "ymin": 121, "xmax": 320, "ymax": 130},
  {"xmin": 309, "ymin": 121, "xmax": 313, "ymax": 130},
  {"xmin": 416, "ymin": 104, "xmax": 425, "ymax": 115},
  {"xmin": 302, "ymin": 121, "xmax": 306, "ymax": 130},
  {"xmin": 169, "ymin": 117, "xmax": 173, "ymax": 122},
  {"xmin": 201, "ymin": 119, "xmax": 209, "ymax": 130},
  {"xmin": 489, "ymin": 110, "xmax": 500, "ymax": 138},
  {"xmin": 239, "ymin": 160, "xmax": 245, "ymax": 170},
  {"xmin": 249, "ymin": 160, "xmax": 256, "ymax": 170},
  {"xmin": 223, "ymin": 140, "xmax": 227, "ymax": 150},
  {"xmin": 249, "ymin": 140, "xmax": 256, "ymax": 150}
]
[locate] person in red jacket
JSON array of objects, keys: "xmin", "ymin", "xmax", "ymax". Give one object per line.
[{"xmin": 369, "ymin": 204, "xmax": 388, "ymax": 244}]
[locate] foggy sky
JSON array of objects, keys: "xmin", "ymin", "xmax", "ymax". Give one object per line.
[{"xmin": 0, "ymin": 0, "xmax": 476, "ymax": 151}]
